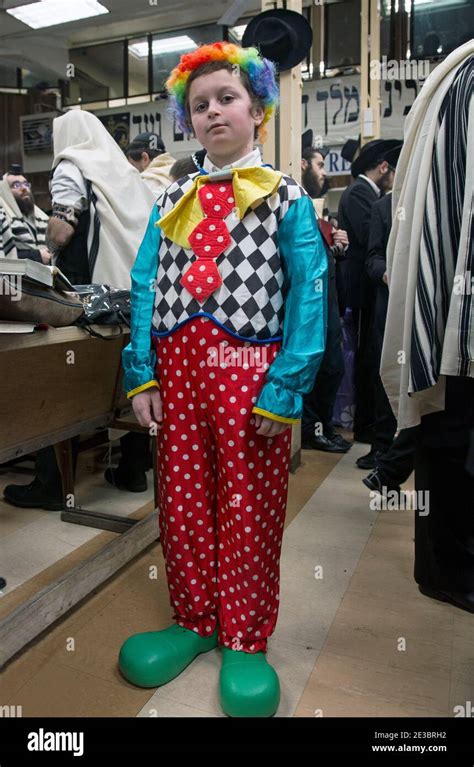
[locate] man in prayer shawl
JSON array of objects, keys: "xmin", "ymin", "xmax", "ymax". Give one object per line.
[
  {"xmin": 47, "ymin": 109, "xmax": 155, "ymax": 287},
  {"xmin": 0, "ymin": 169, "xmax": 50, "ymax": 263},
  {"xmin": 381, "ymin": 42, "xmax": 474, "ymax": 613}
]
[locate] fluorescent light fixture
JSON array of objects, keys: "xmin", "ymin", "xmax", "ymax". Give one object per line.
[
  {"xmin": 7, "ymin": 0, "xmax": 109, "ymax": 30},
  {"xmin": 129, "ymin": 35, "xmax": 197, "ymax": 59}
]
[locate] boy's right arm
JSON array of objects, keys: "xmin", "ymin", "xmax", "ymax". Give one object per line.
[{"xmin": 122, "ymin": 204, "xmax": 161, "ymax": 400}]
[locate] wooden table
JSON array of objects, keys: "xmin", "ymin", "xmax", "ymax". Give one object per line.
[
  {"xmin": 0, "ymin": 324, "xmax": 130, "ymax": 463},
  {"xmin": 0, "ymin": 324, "xmax": 159, "ymax": 667}
]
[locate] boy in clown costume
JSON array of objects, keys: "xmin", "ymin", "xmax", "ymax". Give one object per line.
[{"xmin": 119, "ymin": 42, "xmax": 327, "ymax": 717}]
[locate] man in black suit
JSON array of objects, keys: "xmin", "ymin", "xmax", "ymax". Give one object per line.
[
  {"xmin": 363, "ymin": 144, "xmax": 416, "ymax": 495},
  {"xmin": 337, "ymin": 139, "xmax": 401, "ymax": 468},
  {"xmin": 301, "ymin": 145, "xmax": 352, "ymax": 453}
]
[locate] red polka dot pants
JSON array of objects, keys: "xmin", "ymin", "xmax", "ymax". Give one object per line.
[{"xmin": 152, "ymin": 317, "xmax": 292, "ymax": 654}]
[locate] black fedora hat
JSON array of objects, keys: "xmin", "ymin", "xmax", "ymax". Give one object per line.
[
  {"xmin": 242, "ymin": 9, "xmax": 313, "ymax": 72},
  {"xmin": 302, "ymin": 129, "xmax": 329, "ymax": 157},
  {"xmin": 341, "ymin": 137, "xmax": 360, "ymax": 163},
  {"xmin": 383, "ymin": 143, "xmax": 403, "ymax": 170},
  {"xmin": 351, "ymin": 139, "xmax": 403, "ymax": 178},
  {"xmin": 301, "ymin": 129, "xmax": 313, "ymax": 150}
]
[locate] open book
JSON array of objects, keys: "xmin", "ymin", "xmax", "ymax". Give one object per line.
[
  {"xmin": 0, "ymin": 259, "xmax": 74, "ymax": 291},
  {"xmin": 0, "ymin": 320, "xmax": 39, "ymax": 334}
]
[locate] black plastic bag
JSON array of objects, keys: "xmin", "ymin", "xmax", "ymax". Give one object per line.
[{"xmin": 73, "ymin": 285, "xmax": 131, "ymax": 338}]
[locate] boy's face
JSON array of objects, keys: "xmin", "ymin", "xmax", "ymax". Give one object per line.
[{"xmin": 188, "ymin": 69, "xmax": 264, "ymax": 164}]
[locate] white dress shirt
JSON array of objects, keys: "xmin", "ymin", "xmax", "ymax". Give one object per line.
[
  {"xmin": 358, "ymin": 173, "xmax": 381, "ymax": 197},
  {"xmin": 50, "ymin": 159, "xmax": 88, "ymax": 212},
  {"xmin": 203, "ymin": 147, "xmax": 262, "ymax": 174}
]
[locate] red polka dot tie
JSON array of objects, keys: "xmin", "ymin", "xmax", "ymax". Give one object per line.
[{"xmin": 180, "ymin": 180, "xmax": 235, "ymax": 302}]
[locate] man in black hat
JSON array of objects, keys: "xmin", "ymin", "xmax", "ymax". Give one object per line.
[
  {"xmin": 300, "ymin": 144, "xmax": 351, "ymax": 453},
  {"xmin": 337, "ymin": 138, "xmax": 401, "ymax": 467},
  {"xmin": 362, "ymin": 143, "xmax": 416, "ymax": 495},
  {"xmin": 125, "ymin": 132, "xmax": 176, "ymax": 196}
]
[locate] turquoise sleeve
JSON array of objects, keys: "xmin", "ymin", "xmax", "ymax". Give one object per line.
[
  {"xmin": 122, "ymin": 205, "xmax": 161, "ymax": 396},
  {"xmin": 254, "ymin": 195, "xmax": 328, "ymax": 422}
]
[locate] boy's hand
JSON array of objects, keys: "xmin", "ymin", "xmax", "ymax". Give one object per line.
[
  {"xmin": 132, "ymin": 388, "xmax": 163, "ymax": 430},
  {"xmin": 255, "ymin": 414, "xmax": 291, "ymax": 437}
]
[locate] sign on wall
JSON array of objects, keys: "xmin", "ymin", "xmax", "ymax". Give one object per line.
[
  {"xmin": 303, "ymin": 72, "xmax": 429, "ymax": 146},
  {"xmin": 97, "ymin": 112, "xmax": 130, "ymax": 149}
]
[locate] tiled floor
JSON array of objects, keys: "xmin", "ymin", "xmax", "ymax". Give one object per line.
[{"xmin": 1, "ymin": 439, "xmax": 473, "ymax": 718}]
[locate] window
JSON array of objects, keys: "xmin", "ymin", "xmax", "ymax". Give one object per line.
[
  {"xmin": 21, "ymin": 66, "xmax": 60, "ymax": 91},
  {"xmin": 411, "ymin": 0, "xmax": 474, "ymax": 58},
  {"xmin": 66, "ymin": 41, "xmax": 125, "ymax": 105},
  {"xmin": 326, "ymin": 0, "xmax": 361, "ymax": 69},
  {"xmin": 127, "ymin": 36, "xmax": 150, "ymax": 97},
  {"xmin": 0, "ymin": 63, "xmax": 19, "ymax": 89},
  {"xmin": 380, "ymin": 0, "xmax": 394, "ymax": 59},
  {"xmin": 151, "ymin": 24, "xmax": 222, "ymax": 94},
  {"xmin": 228, "ymin": 23, "xmax": 247, "ymax": 45}
]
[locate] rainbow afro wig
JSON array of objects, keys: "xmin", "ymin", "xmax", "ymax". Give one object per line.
[{"xmin": 166, "ymin": 42, "xmax": 279, "ymax": 142}]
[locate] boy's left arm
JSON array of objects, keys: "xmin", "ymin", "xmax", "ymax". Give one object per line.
[{"xmin": 252, "ymin": 194, "xmax": 328, "ymax": 424}]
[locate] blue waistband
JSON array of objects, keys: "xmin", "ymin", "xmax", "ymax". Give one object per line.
[{"xmin": 151, "ymin": 313, "xmax": 282, "ymax": 344}]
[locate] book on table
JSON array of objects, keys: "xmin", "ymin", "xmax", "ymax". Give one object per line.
[
  {"xmin": 0, "ymin": 259, "xmax": 74, "ymax": 291},
  {"xmin": 0, "ymin": 320, "xmax": 39, "ymax": 334}
]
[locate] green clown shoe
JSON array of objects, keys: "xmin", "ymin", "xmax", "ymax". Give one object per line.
[
  {"xmin": 219, "ymin": 647, "xmax": 280, "ymax": 717},
  {"xmin": 119, "ymin": 624, "xmax": 218, "ymax": 688}
]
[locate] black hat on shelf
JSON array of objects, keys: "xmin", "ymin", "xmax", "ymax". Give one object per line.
[{"xmin": 242, "ymin": 9, "xmax": 313, "ymax": 71}]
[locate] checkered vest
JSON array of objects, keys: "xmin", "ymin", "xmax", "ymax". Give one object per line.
[{"xmin": 152, "ymin": 172, "xmax": 307, "ymax": 341}]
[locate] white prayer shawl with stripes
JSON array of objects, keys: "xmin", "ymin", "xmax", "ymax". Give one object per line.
[
  {"xmin": 381, "ymin": 40, "xmax": 474, "ymax": 430},
  {"xmin": 52, "ymin": 110, "xmax": 156, "ymax": 289},
  {"xmin": 0, "ymin": 206, "xmax": 17, "ymax": 258}
]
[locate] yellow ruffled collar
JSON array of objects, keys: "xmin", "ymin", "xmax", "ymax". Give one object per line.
[{"xmin": 156, "ymin": 166, "xmax": 282, "ymax": 249}]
